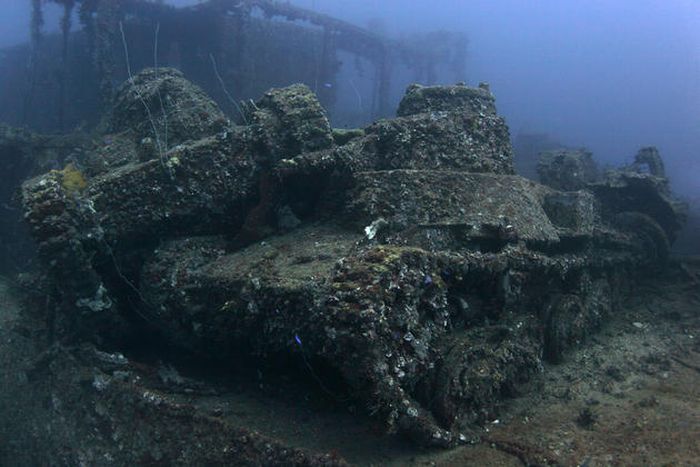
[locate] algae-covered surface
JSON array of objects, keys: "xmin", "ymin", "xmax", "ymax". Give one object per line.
[{"xmin": 1, "ymin": 258, "xmax": 698, "ymax": 465}]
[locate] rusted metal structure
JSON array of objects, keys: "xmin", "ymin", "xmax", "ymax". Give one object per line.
[{"xmin": 16, "ymin": 0, "xmax": 467, "ymax": 130}]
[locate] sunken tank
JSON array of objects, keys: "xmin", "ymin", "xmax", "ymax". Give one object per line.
[{"xmin": 20, "ymin": 69, "xmax": 684, "ymax": 456}]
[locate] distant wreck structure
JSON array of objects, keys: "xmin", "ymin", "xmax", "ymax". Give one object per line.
[
  {"xmin": 17, "ymin": 62, "xmax": 687, "ymax": 460},
  {"xmin": 2, "ymin": 0, "xmax": 468, "ymax": 131}
]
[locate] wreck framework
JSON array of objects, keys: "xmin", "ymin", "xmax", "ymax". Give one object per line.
[{"xmin": 15, "ymin": 0, "xmax": 467, "ymax": 131}]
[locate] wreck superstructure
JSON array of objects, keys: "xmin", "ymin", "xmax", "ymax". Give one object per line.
[{"xmin": 2, "ymin": 0, "xmax": 467, "ymax": 132}]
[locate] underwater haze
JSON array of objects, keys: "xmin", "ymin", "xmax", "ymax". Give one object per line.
[
  {"xmin": 1, "ymin": 1, "xmax": 698, "ymax": 196},
  {"xmin": 2, "ymin": 1, "xmax": 700, "ymax": 465},
  {"xmin": 298, "ymin": 0, "xmax": 700, "ymax": 199}
]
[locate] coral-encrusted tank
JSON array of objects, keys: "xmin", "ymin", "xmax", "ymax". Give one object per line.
[{"xmin": 21, "ymin": 70, "xmax": 685, "ymax": 454}]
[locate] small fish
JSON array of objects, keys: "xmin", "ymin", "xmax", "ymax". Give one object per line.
[{"xmin": 294, "ymin": 334, "xmax": 303, "ymax": 346}]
